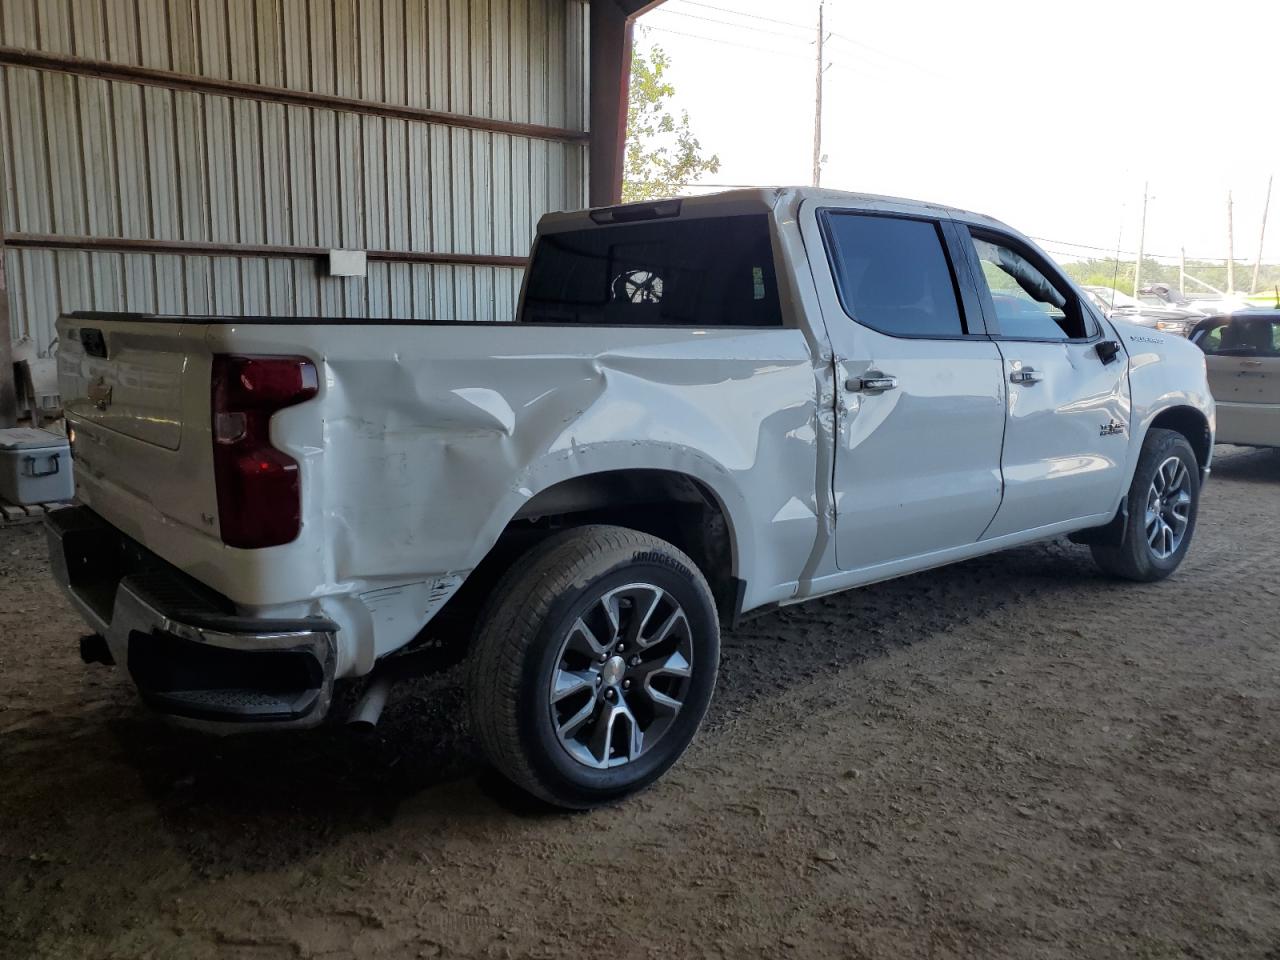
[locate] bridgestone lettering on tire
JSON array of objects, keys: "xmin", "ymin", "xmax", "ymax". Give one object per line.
[
  {"xmin": 1092, "ymin": 428, "xmax": 1201, "ymax": 582},
  {"xmin": 466, "ymin": 525, "xmax": 720, "ymax": 809}
]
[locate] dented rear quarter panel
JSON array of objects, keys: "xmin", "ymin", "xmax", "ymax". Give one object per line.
[{"xmin": 204, "ymin": 320, "xmax": 825, "ymax": 674}]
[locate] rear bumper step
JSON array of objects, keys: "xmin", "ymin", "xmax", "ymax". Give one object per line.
[{"xmin": 46, "ymin": 506, "xmax": 337, "ymax": 728}]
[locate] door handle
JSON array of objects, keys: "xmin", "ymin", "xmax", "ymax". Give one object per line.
[
  {"xmin": 1009, "ymin": 366, "xmax": 1043, "ymax": 385},
  {"xmin": 846, "ymin": 374, "xmax": 898, "ymax": 393}
]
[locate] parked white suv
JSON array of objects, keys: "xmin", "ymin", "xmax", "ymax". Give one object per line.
[{"xmin": 49, "ymin": 188, "xmax": 1214, "ymax": 807}]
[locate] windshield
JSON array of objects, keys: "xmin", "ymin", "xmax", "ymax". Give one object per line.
[{"xmin": 1087, "ymin": 288, "xmax": 1140, "ymax": 310}]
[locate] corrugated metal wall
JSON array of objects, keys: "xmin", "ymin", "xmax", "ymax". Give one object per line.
[{"xmin": 0, "ymin": 0, "xmax": 589, "ymax": 354}]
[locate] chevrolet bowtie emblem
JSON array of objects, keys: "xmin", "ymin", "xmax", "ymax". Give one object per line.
[{"xmin": 87, "ymin": 378, "xmax": 113, "ymax": 411}]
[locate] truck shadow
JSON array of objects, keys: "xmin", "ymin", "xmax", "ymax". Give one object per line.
[
  {"xmin": 1208, "ymin": 445, "xmax": 1280, "ymax": 485},
  {"xmin": 97, "ymin": 537, "xmax": 1104, "ymax": 874}
]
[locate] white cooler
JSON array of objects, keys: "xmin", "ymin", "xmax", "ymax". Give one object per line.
[{"xmin": 0, "ymin": 427, "xmax": 74, "ymax": 505}]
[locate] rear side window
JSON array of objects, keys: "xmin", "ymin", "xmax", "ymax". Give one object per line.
[
  {"xmin": 821, "ymin": 212, "xmax": 966, "ymax": 337},
  {"xmin": 1195, "ymin": 317, "xmax": 1280, "ymax": 356},
  {"xmin": 520, "ymin": 214, "xmax": 781, "ymax": 327}
]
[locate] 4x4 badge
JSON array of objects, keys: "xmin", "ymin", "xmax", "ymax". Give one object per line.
[{"xmin": 1100, "ymin": 418, "xmax": 1126, "ymax": 437}]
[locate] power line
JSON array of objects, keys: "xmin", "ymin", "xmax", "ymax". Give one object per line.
[
  {"xmin": 664, "ymin": 0, "xmax": 811, "ymax": 32},
  {"xmin": 638, "ymin": 23, "xmax": 812, "ymax": 60},
  {"xmin": 651, "ymin": 4, "xmax": 811, "ymax": 38}
]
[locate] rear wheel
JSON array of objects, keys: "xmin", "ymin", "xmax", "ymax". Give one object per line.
[
  {"xmin": 466, "ymin": 525, "xmax": 719, "ymax": 809},
  {"xmin": 1091, "ymin": 428, "xmax": 1200, "ymax": 582}
]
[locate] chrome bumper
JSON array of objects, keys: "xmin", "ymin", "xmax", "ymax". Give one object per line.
[{"xmin": 46, "ymin": 506, "xmax": 337, "ymax": 729}]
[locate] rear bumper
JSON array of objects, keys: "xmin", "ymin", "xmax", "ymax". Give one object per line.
[{"xmin": 46, "ymin": 506, "xmax": 337, "ymax": 729}]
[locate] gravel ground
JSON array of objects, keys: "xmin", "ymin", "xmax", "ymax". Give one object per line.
[{"xmin": 1, "ymin": 445, "xmax": 1278, "ymax": 959}]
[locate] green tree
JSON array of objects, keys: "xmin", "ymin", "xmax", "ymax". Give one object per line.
[{"xmin": 622, "ymin": 43, "xmax": 720, "ymax": 202}]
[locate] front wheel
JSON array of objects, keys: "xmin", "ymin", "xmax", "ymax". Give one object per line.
[
  {"xmin": 1091, "ymin": 427, "xmax": 1201, "ymax": 582},
  {"xmin": 466, "ymin": 525, "xmax": 720, "ymax": 809}
]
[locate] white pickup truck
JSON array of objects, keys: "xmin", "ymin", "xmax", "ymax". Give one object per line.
[{"xmin": 49, "ymin": 188, "xmax": 1214, "ymax": 808}]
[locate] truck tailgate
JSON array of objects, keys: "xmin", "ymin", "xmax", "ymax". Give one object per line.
[{"xmin": 58, "ymin": 316, "xmax": 220, "ymax": 542}]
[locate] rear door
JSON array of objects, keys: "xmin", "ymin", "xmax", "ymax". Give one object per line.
[
  {"xmin": 802, "ymin": 202, "xmax": 1007, "ymax": 572},
  {"xmin": 956, "ymin": 228, "xmax": 1131, "ymax": 539},
  {"xmin": 57, "ymin": 316, "xmax": 220, "ymax": 538},
  {"xmin": 1196, "ymin": 315, "xmax": 1280, "ymax": 445}
]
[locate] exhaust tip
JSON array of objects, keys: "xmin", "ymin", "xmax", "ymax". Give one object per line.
[
  {"xmin": 347, "ymin": 675, "xmax": 393, "ymax": 730},
  {"xmin": 79, "ymin": 634, "xmax": 114, "ymax": 666}
]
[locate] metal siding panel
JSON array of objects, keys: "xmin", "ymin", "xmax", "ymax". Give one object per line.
[
  {"xmin": 491, "ymin": 132, "xmax": 512, "ymax": 255},
  {"xmin": 42, "ymin": 70, "xmax": 87, "ymax": 235},
  {"xmin": 427, "ymin": 0, "xmax": 449, "ymax": 112},
  {"xmin": 404, "ymin": 0, "xmax": 427, "ymax": 110},
  {"xmin": 174, "ymin": 90, "xmax": 209, "ymax": 241},
  {"xmin": 291, "ymin": 260, "xmax": 317, "ymax": 316},
  {"xmin": 388, "ymin": 261, "xmax": 411, "ymax": 318},
  {"xmin": 382, "ymin": 0, "xmax": 406, "ymax": 106},
  {"xmin": 1, "ymin": 1, "xmax": 40, "ymax": 49},
  {"xmin": 360, "ymin": 0, "xmax": 383, "ymax": 103},
  {"xmin": 450, "ymin": 128, "xmax": 470, "ymax": 253},
  {"xmin": 143, "ymin": 86, "xmax": 180, "ymax": 240},
  {"xmin": 448, "ymin": 0, "xmax": 468, "ymax": 115},
  {"xmin": 226, "ymin": 0, "xmax": 257, "ymax": 83},
  {"xmin": 197, "ymin": 0, "xmax": 229, "ymax": 78},
  {"xmin": 308, "ymin": 0, "xmax": 336, "ymax": 95},
  {"xmin": 385, "ymin": 118, "xmax": 409, "ymax": 249},
  {"xmin": 281, "ymin": 0, "xmax": 310, "ymax": 90},
  {"xmin": 110, "ymin": 81, "xmax": 150, "ymax": 237},
  {"xmin": 184, "ymin": 256, "xmax": 212, "ymax": 313},
  {"xmin": 121, "ymin": 252, "xmax": 154, "ymax": 313},
  {"xmin": 366, "ymin": 260, "xmax": 389, "ymax": 317},
  {"xmin": 154, "ymin": 253, "xmax": 187, "ymax": 312},
  {"xmin": 509, "ymin": 134, "xmax": 531, "ymax": 256},
  {"xmin": 490, "ymin": 0, "xmax": 510, "ymax": 122},
  {"xmin": 232, "ymin": 97, "xmax": 264, "ymax": 242},
  {"xmin": 286, "ymin": 104, "xmax": 315, "ymax": 245},
  {"xmin": 261, "ymin": 102, "xmax": 289, "ymax": 244},
  {"xmin": 334, "ymin": 0, "xmax": 359, "ymax": 98},
  {"xmin": 545, "ymin": 0, "xmax": 564, "ymax": 129},
  {"xmin": 362, "ymin": 115, "xmax": 387, "ymax": 251},
  {"xmin": 407, "ymin": 122, "xmax": 429, "ymax": 251},
  {"xmin": 68, "ymin": 0, "xmax": 109, "ymax": 59},
  {"xmin": 203, "ymin": 95, "xmax": 236, "ymax": 243},
  {"xmin": 103, "ymin": 0, "xmax": 140, "ymax": 63},
  {"xmin": 240, "ymin": 257, "xmax": 267, "ymax": 313},
  {"xmin": 527, "ymin": 0, "xmax": 547, "ymax": 127},
  {"xmin": 136, "ymin": 0, "xmax": 172, "ymax": 70},
  {"xmin": 167, "ymin": 0, "xmax": 199, "ymax": 74},
  {"xmin": 508, "ymin": 0, "xmax": 528, "ymax": 124},
  {"xmin": 36, "ymin": 0, "xmax": 73, "ymax": 52},
  {"xmin": 255, "ymin": 0, "xmax": 284, "ymax": 87},
  {"xmin": 336, "ymin": 111, "xmax": 363, "ymax": 248},
  {"xmin": 211, "ymin": 257, "xmax": 241, "ymax": 313},
  {"xmin": 312, "ymin": 109, "xmax": 339, "ymax": 248},
  {"xmin": 5, "ymin": 67, "xmax": 52, "ymax": 233}
]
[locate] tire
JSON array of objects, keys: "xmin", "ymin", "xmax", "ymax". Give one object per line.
[
  {"xmin": 466, "ymin": 525, "xmax": 720, "ymax": 809},
  {"xmin": 1091, "ymin": 428, "xmax": 1201, "ymax": 582}
]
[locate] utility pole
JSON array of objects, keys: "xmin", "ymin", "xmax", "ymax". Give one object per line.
[
  {"xmin": 1134, "ymin": 181, "xmax": 1149, "ymax": 298},
  {"xmin": 811, "ymin": 1, "xmax": 824, "ymax": 188},
  {"xmin": 1179, "ymin": 247, "xmax": 1186, "ymax": 296},
  {"xmin": 1226, "ymin": 190, "xmax": 1235, "ymax": 296},
  {"xmin": 1252, "ymin": 174, "xmax": 1272, "ymax": 294}
]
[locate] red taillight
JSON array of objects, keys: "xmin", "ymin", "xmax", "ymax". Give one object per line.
[{"xmin": 211, "ymin": 355, "xmax": 318, "ymax": 549}]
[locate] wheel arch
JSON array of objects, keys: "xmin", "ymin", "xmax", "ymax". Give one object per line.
[{"xmin": 1146, "ymin": 405, "xmax": 1212, "ymax": 474}]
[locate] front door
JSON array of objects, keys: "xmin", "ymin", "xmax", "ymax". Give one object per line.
[
  {"xmin": 959, "ymin": 228, "xmax": 1132, "ymax": 540},
  {"xmin": 804, "ymin": 204, "xmax": 1007, "ymax": 572}
]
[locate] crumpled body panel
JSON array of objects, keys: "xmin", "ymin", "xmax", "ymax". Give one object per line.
[{"xmin": 206, "ymin": 322, "xmax": 825, "ymax": 673}]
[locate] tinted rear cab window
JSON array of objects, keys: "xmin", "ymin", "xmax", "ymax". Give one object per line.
[
  {"xmin": 521, "ymin": 214, "xmax": 782, "ymax": 327},
  {"xmin": 821, "ymin": 212, "xmax": 967, "ymax": 337}
]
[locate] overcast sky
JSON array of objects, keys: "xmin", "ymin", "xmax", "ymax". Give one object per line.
[{"xmin": 636, "ymin": 0, "xmax": 1280, "ymax": 267}]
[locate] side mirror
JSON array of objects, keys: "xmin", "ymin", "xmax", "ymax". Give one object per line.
[{"xmin": 1097, "ymin": 340, "xmax": 1122, "ymax": 365}]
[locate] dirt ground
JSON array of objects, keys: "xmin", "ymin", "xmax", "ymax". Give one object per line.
[{"xmin": 2, "ymin": 445, "xmax": 1278, "ymax": 960}]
